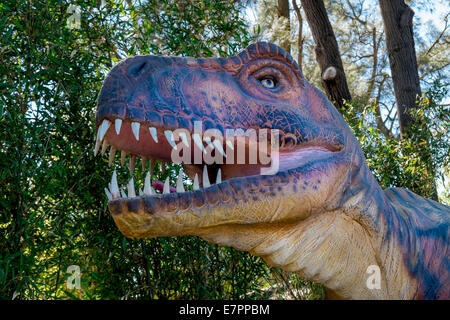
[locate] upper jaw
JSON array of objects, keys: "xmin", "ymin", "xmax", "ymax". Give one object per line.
[
  {"xmin": 94, "ymin": 116, "xmax": 343, "ymax": 235},
  {"xmin": 107, "ymin": 167, "xmax": 312, "ymax": 238}
]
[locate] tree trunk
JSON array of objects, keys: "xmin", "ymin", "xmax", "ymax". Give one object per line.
[
  {"xmin": 378, "ymin": 0, "xmax": 422, "ymax": 137},
  {"xmin": 379, "ymin": 0, "xmax": 437, "ymax": 200},
  {"xmin": 277, "ymin": 0, "xmax": 291, "ymax": 52},
  {"xmin": 292, "ymin": 0, "xmax": 304, "ymax": 73},
  {"xmin": 300, "ymin": 0, "xmax": 352, "ymax": 110}
]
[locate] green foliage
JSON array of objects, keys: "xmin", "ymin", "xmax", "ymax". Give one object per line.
[
  {"xmin": 0, "ymin": 0, "xmax": 281, "ymax": 300},
  {"xmin": 342, "ymin": 80, "xmax": 449, "ymax": 202},
  {"xmin": 251, "ymin": 268, "xmax": 325, "ymax": 300}
]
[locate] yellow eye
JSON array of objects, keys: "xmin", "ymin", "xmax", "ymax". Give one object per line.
[{"xmin": 260, "ymin": 76, "xmax": 276, "ymax": 89}]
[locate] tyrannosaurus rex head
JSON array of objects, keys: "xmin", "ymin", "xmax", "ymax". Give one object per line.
[
  {"xmin": 95, "ymin": 42, "xmax": 450, "ymax": 300},
  {"xmin": 96, "ymin": 42, "xmax": 365, "ymax": 245}
]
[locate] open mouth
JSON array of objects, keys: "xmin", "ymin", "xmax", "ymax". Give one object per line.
[{"xmin": 95, "ymin": 116, "xmax": 342, "ymax": 208}]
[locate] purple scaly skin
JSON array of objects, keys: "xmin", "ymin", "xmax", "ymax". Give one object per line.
[{"xmin": 95, "ymin": 42, "xmax": 449, "ymax": 299}]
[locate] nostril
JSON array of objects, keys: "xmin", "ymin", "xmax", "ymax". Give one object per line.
[
  {"xmin": 284, "ymin": 136, "xmax": 296, "ymax": 148},
  {"xmin": 280, "ymin": 134, "xmax": 297, "ymax": 148},
  {"xmin": 129, "ymin": 61, "xmax": 147, "ymax": 77}
]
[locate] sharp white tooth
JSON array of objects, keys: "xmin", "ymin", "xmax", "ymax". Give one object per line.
[
  {"xmin": 179, "ymin": 132, "xmax": 189, "ymax": 147},
  {"xmin": 203, "ymin": 165, "xmax": 210, "ymax": 188},
  {"xmin": 127, "ymin": 177, "xmax": 136, "ymax": 197},
  {"xmin": 139, "ymin": 188, "xmax": 143, "ymax": 196},
  {"xmin": 144, "ymin": 171, "xmax": 154, "ymax": 195},
  {"xmin": 129, "ymin": 155, "xmax": 136, "ymax": 173},
  {"xmin": 216, "ymin": 168, "xmax": 222, "ymax": 184},
  {"xmin": 115, "ymin": 119, "xmax": 122, "ymax": 135},
  {"xmin": 94, "ymin": 138, "xmax": 101, "ymax": 156},
  {"xmin": 111, "ymin": 170, "xmax": 120, "ymax": 198},
  {"xmin": 193, "ymin": 174, "xmax": 199, "ymax": 190},
  {"xmin": 149, "ymin": 127, "xmax": 158, "ymax": 143},
  {"xmin": 193, "ymin": 133, "xmax": 206, "ymax": 153},
  {"xmin": 108, "ymin": 147, "xmax": 116, "ymax": 167},
  {"xmin": 163, "ymin": 177, "xmax": 170, "ymax": 194},
  {"xmin": 131, "ymin": 122, "xmax": 140, "ymax": 141},
  {"xmin": 213, "ymin": 140, "xmax": 227, "ymax": 158},
  {"xmin": 99, "ymin": 119, "xmax": 111, "ymax": 141},
  {"xmin": 164, "ymin": 130, "xmax": 177, "ymax": 150},
  {"xmin": 176, "ymin": 171, "xmax": 184, "ymax": 193},
  {"xmin": 121, "ymin": 150, "xmax": 127, "ymax": 166},
  {"xmin": 121, "ymin": 188, "xmax": 127, "ymax": 198},
  {"xmin": 104, "ymin": 188, "xmax": 112, "ymax": 200},
  {"xmin": 101, "ymin": 140, "xmax": 109, "ymax": 156},
  {"xmin": 226, "ymin": 139, "xmax": 234, "ymax": 150}
]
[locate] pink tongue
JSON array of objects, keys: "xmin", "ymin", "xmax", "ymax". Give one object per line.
[{"xmin": 152, "ymin": 180, "xmax": 177, "ymax": 193}]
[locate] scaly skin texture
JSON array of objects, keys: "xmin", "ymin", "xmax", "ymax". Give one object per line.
[{"xmin": 96, "ymin": 42, "xmax": 450, "ymax": 299}]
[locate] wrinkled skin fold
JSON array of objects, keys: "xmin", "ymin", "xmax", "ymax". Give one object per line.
[{"xmin": 96, "ymin": 42, "xmax": 450, "ymax": 300}]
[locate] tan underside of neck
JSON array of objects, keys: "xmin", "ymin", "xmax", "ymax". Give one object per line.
[
  {"xmin": 252, "ymin": 206, "xmax": 419, "ymax": 299},
  {"xmin": 197, "ymin": 199, "xmax": 419, "ymax": 299}
]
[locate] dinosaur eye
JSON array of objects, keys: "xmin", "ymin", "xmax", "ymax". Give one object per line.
[{"xmin": 259, "ymin": 76, "xmax": 277, "ymax": 89}]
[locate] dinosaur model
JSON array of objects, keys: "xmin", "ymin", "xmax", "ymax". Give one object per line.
[{"xmin": 95, "ymin": 42, "xmax": 449, "ymax": 299}]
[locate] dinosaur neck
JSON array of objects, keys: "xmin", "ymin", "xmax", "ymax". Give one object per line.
[
  {"xmin": 197, "ymin": 166, "xmax": 420, "ymax": 299},
  {"xmin": 197, "ymin": 212, "xmax": 389, "ymax": 299}
]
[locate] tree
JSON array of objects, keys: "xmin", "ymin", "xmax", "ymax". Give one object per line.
[
  {"xmin": 378, "ymin": 0, "xmax": 422, "ymax": 138},
  {"xmin": 299, "ymin": 0, "xmax": 352, "ymax": 110},
  {"xmin": 379, "ymin": 0, "xmax": 439, "ymax": 199},
  {"xmin": 291, "ymin": 0, "xmax": 304, "ymax": 73},
  {"xmin": 276, "ymin": 0, "xmax": 291, "ymax": 52}
]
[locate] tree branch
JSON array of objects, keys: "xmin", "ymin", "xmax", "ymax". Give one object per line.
[
  {"xmin": 292, "ymin": 0, "xmax": 304, "ymax": 73},
  {"xmin": 425, "ymin": 13, "xmax": 449, "ymax": 56}
]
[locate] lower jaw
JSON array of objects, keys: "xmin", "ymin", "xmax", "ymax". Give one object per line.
[
  {"xmin": 107, "ymin": 149, "xmax": 348, "ymax": 243},
  {"xmin": 107, "ymin": 150, "xmax": 339, "ymax": 227},
  {"xmin": 109, "ymin": 179, "xmax": 301, "ymax": 238}
]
